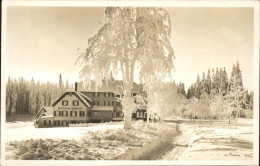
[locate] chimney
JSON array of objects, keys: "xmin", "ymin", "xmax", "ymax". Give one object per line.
[{"xmin": 75, "ymin": 82, "xmax": 78, "ymax": 91}]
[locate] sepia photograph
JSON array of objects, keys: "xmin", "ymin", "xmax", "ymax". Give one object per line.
[{"xmin": 1, "ymin": 1, "xmax": 259, "ymax": 166}]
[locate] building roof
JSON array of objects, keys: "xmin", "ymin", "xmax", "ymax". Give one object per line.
[
  {"xmin": 75, "ymin": 91, "xmax": 92, "ymax": 107},
  {"xmin": 42, "ymin": 107, "xmax": 53, "ymax": 116},
  {"xmin": 35, "ymin": 107, "xmax": 53, "ymax": 119},
  {"xmin": 137, "ymin": 105, "xmax": 147, "ymax": 110},
  {"xmin": 91, "ymin": 106, "xmax": 114, "ymax": 111},
  {"xmin": 77, "ymin": 91, "xmax": 93, "ymax": 102},
  {"xmin": 52, "ymin": 91, "xmax": 92, "ymax": 107},
  {"xmin": 77, "ymin": 80, "xmax": 142, "ymax": 93}
]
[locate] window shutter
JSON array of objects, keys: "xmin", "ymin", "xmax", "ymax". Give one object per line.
[
  {"xmin": 66, "ymin": 111, "xmax": 68, "ymax": 116},
  {"xmin": 75, "ymin": 111, "xmax": 77, "ymax": 117},
  {"xmin": 83, "ymin": 111, "xmax": 85, "ymax": 117},
  {"xmin": 54, "ymin": 111, "xmax": 56, "ymax": 116},
  {"xmin": 70, "ymin": 111, "xmax": 72, "ymax": 116}
]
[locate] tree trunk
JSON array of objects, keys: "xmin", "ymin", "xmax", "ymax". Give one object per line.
[
  {"xmin": 123, "ymin": 87, "xmax": 132, "ymax": 130},
  {"xmin": 210, "ymin": 113, "xmax": 212, "ymax": 126},
  {"xmin": 147, "ymin": 111, "xmax": 150, "ymax": 123},
  {"xmin": 235, "ymin": 110, "xmax": 238, "ymax": 129},
  {"xmin": 123, "ymin": 83, "xmax": 132, "ymax": 130},
  {"xmin": 218, "ymin": 114, "xmax": 220, "ymax": 126}
]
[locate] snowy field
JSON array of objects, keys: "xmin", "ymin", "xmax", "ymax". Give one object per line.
[
  {"xmin": 161, "ymin": 118, "xmax": 254, "ymax": 161},
  {"xmin": 5, "ymin": 121, "xmax": 123, "ymax": 141},
  {"xmin": 4, "ymin": 119, "xmax": 254, "ymax": 160},
  {"xmin": 5, "ymin": 121, "xmax": 177, "ymax": 160}
]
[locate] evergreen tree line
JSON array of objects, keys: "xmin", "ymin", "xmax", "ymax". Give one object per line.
[
  {"xmin": 185, "ymin": 61, "xmax": 253, "ymax": 110},
  {"xmin": 176, "ymin": 82, "xmax": 186, "ymax": 96},
  {"xmin": 5, "ymin": 74, "xmax": 73, "ymax": 116}
]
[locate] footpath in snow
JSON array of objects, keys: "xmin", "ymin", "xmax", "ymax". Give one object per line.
[{"xmin": 160, "ymin": 119, "xmax": 253, "ymax": 161}]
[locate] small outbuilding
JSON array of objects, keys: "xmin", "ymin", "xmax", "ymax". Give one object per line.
[{"xmin": 35, "ymin": 107, "xmax": 54, "ymax": 128}]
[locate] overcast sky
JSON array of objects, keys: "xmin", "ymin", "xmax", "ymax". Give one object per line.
[{"xmin": 5, "ymin": 7, "xmax": 254, "ymax": 91}]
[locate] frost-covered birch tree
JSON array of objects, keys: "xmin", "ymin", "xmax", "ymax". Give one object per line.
[
  {"xmin": 77, "ymin": 7, "xmax": 174, "ymax": 130},
  {"xmin": 210, "ymin": 94, "xmax": 225, "ymax": 126}
]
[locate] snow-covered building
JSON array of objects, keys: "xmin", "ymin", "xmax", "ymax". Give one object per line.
[
  {"xmin": 35, "ymin": 81, "xmax": 145, "ymax": 128},
  {"xmin": 35, "ymin": 107, "xmax": 54, "ymax": 128}
]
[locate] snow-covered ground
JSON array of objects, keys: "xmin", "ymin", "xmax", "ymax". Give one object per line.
[
  {"xmin": 161, "ymin": 118, "xmax": 253, "ymax": 161},
  {"xmin": 5, "ymin": 121, "xmax": 177, "ymax": 160},
  {"xmin": 4, "ymin": 119, "xmax": 254, "ymax": 161},
  {"xmin": 5, "ymin": 121, "xmax": 123, "ymax": 141}
]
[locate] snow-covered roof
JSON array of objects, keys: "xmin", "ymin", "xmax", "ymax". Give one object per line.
[
  {"xmin": 77, "ymin": 81, "xmax": 141, "ymax": 93},
  {"xmin": 39, "ymin": 115, "xmax": 53, "ymax": 119},
  {"xmin": 91, "ymin": 106, "xmax": 114, "ymax": 111},
  {"xmin": 137, "ymin": 105, "xmax": 147, "ymax": 110},
  {"xmin": 35, "ymin": 107, "xmax": 53, "ymax": 119},
  {"xmin": 52, "ymin": 91, "xmax": 92, "ymax": 107},
  {"xmin": 77, "ymin": 91, "xmax": 93, "ymax": 103},
  {"xmin": 75, "ymin": 91, "xmax": 91, "ymax": 107}
]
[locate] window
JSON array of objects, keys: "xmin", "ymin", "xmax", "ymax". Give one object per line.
[
  {"xmin": 59, "ymin": 111, "xmax": 63, "ymax": 116},
  {"xmin": 73, "ymin": 100, "xmax": 79, "ymax": 106},
  {"xmin": 70, "ymin": 111, "xmax": 77, "ymax": 117},
  {"xmin": 116, "ymin": 102, "xmax": 120, "ymax": 106},
  {"xmin": 44, "ymin": 120, "xmax": 46, "ymax": 126},
  {"xmin": 79, "ymin": 111, "xmax": 85, "ymax": 117},
  {"xmin": 54, "ymin": 111, "xmax": 57, "ymax": 116},
  {"xmin": 112, "ymin": 93, "xmax": 114, "ymax": 97},
  {"xmin": 93, "ymin": 92, "xmax": 99, "ymax": 97},
  {"xmin": 112, "ymin": 101, "xmax": 116, "ymax": 106},
  {"xmin": 137, "ymin": 112, "xmax": 140, "ymax": 117},
  {"xmin": 55, "ymin": 120, "xmax": 60, "ymax": 126},
  {"xmin": 62, "ymin": 100, "xmax": 68, "ymax": 106},
  {"xmin": 49, "ymin": 120, "xmax": 51, "ymax": 126},
  {"xmin": 104, "ymin": 93, "xmax": 110, "ymax": 97},
  {"xmin": 64, "ymin": 111, "xmax": 68, "ymax": 117},
  {"xmin": 104, "ymin": 101, "xmax": 110, "ymax": 106}
]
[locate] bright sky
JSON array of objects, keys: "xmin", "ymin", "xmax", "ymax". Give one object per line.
[{"xmin": 5, "ymin": 7, "xmax": 254, "ymax": 91}]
